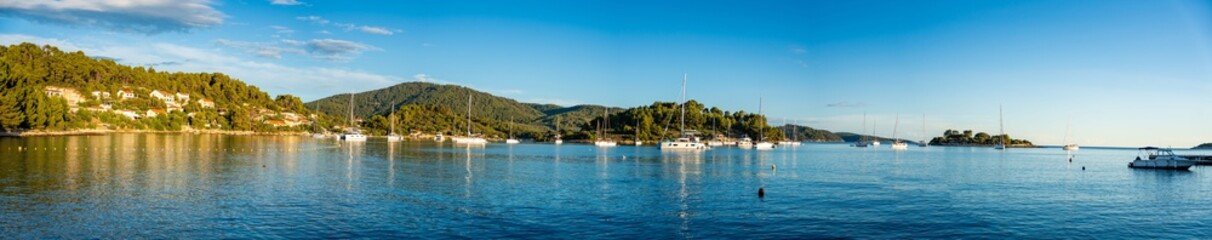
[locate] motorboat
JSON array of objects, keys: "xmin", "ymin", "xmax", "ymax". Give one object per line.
[{"xmin": 1129, "ymin": 147, "xmax": 1194, "ymax": 170}]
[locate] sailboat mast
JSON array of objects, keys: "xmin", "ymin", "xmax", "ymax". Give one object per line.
[
  {"xmin": 348, "ymin": 92, "xmax": 355, "ymax": 128},
  {"xmin": 467, "ymin": 95, "xmax": 472, "ymax": 136},
  {"xmin": 893, "ymin": 114, "xmax": 900, "ymax": 139},
  {"xmin": 758, "ymin": 97, "xmax": 764, "ymax": 141},
  {"xmin": 999, "ymin": 105, "xmax": 1005, "ymax": 143},
  {"xmin": 680, "ymin": 73, "xmax": 687, "ymax": 134}
]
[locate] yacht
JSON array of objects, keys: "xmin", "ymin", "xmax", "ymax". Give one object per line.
[
  {"xmin": 1063, "ymin": 144, "xmax": 1079, "ymax": 151},
  {"xmin": 434, "ymin": 132, "xmax": 445, "ymax": 142},
  {"xmin": 1129, "ymin": 147, "xmax": 1194, "ymax": 170},
  {"xmin": 659, "ymin": 74, "xmax": 708, "ymax": 150},
  {"xmin": 452, "ymin": 95, "xmax": 487, "ymax": 145},
  {"xmin": 918, "ymin": 114, "xmax": 929, "ymax": 147},
  {"xmin": 854, "ymin": 113, "xmax": 873, "ymax": 147},
  {"xmin": 386, "ymin": 104, "xmax": 403, "ymax": 142},
  {"xmin": 994, "ymin": 105, "xmax": 1006, "ymax": 150},
  {"xmin": 553, "ymin": 116, "xmax": 563, "ymax": 145},
  {"xmin": 753, "ymin": 97, "xmax": 774, "ymax": 150},
  {"xmin": 505, "ymin": 116, "xmax": 520, "ymax": 144},
  {"xmin": 340, "ymin": 92, "xmax": 367, "ymax": 142},
  {"xmin": 737, "ymin": 136, "xmax": 754, "ymax": 149},
  {"xmin": 1062, "ymin": 117, "xmax": 1079, "ymax": 151},
  {"xmin": 890, "ymin": 114, "xmax": 908, "ymax": 150},
  {"xmin": 594, "ymin": 109, "xmax": 618, "ymax": 147},
  {"xmin": 777, "ymin": 118, "xmax": 802, "ymax": 147}
]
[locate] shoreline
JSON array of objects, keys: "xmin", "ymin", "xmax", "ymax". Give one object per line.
[{"xmin": 1, "ymin": 129, "xmax": 309, "ymax": 138}]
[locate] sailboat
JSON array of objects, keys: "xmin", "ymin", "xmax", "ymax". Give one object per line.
[
  {"xmin": 890, "ymin": 114, "xmax": 908, "ymax": 150},
  {"xmin": 779, "ymin": 119, "xmax": 803, "ymax": 147},
  {"xmin": 339, "ymin": 92, "xmax": 367, "ymax": 142},
  {"xmin": 854, "ymin": 113, "xmax": 871, "ymax": 148},
  {"xmin": 633, "ymin": 121, "xmax": 642, "ymax": 146},
  {"xmin": 994, "ymin": 105, "xmax": 1006, "ymax": 150},
  {"xmin": 706, "ymin": 118, "xmax": 724, "ymax": 146},
  {"xmin": 386, "ymin": 103, "xmax": 403, "ymax": 142},
  {"xmin": 554, "ymin": 116, "xmax": 563, "ymax": 145},
  {"xmin": 505, "ymin": 116, "xmax": 520, "ymax": 144},
  {"xmin": 659, "ymin": 74, "xmax": 708, "ymax": 150},
  {"xmin": 594, "ymin": 109, "xmax": 617, "ymax": 147},
  {"xmin": 870, "ymin": 119, "xmax": 880, "ymax": 146},
  {"xmin": 754, "ymin": 97, "xmax": 774, "ymax": 150},
  {"xmin": 918, "ymin": 114, "xmax": 929, "ymax": 147},
  {"xmin": 451, "ymin": 95, "xmax": 487, "ymax": 144},
  {"xmin": 1062, "ymin": 117, "xmax": 1079, "ymax": 151}
]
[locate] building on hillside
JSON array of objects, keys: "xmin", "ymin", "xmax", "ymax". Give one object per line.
[
  {"xmin": 197, "ymin": 98, "xmax": 216, "ymax": 108},
  {"xmin": 44, "ymin": 86, "xmax": 84, "ymax": 107},
  {"xmin": 118, "ymin": 89, "xmax": 136, "ymax": 100},
  {"xmin": 91, "ymin": 91, "xmax": 111, "ymax": 99},
  {"xmin": 149, "ymin": 90, "xmax": 172, "ymax": 101},
  {"xmin": 117, "ymin": 110, "xmax": 140, "ymax": 119},
  {"xmin": 175, "ymin": 93, "xmax": 190, "ymax": 101},
  {"xmin": 45, "ymin": 88, "xmax": 63, "ymax": 97},
  {"xmin": 146, "ymin": 109, "xmax": 166, "ymax": 117}
]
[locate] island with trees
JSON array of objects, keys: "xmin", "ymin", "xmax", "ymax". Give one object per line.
[{"xmin": 928, "ymin": 129, "xmax": 1035, "ymax": 147}]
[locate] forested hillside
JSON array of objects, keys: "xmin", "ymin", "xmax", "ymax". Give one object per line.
[{"xmin": 0, "ymin": 43, "xmax": 316, "ymax": 132}]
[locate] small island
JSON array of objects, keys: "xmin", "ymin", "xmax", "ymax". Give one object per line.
[
  {"xmin": 1195, "ymin": 143, "xmax": 1212, "ymax": 149},
  {"xmin": 929, "ymin": 129, "xmax": 1034, "ymax": 147}
]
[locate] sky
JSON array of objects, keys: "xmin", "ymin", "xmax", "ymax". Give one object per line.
[{"xmin": 1, "ymin": 0, "xmax": 1210, "ymax": 147}]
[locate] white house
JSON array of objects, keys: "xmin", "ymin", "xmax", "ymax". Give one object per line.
[
  {"xmin": 197, "ymin": 98, "xmax": 216, "ymax": 108},
  {"xmin": 118, "ymin": 90, "xmax": 136, "ymax": 100}
]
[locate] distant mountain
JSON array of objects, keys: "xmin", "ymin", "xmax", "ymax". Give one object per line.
[
  {"xmin": 305, "ymin": 82, "xmax": 545, "ymax": 123},
  {"xmin": 780, "ymin": 124, "xmax": 844, "ymax": 142},
  {"xmin": 834, "ymin": 132, "xmax": 912, "ymax": 143},
  {"xmin": 1195, "ymin": 143, "xmax": 1212, "ymax": 149}
]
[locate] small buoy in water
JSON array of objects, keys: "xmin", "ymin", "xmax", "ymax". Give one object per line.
[
  {"xmin": 1069, "ymin": 157, "xmax": 1072, "ymax": 162},
  {"xmin": 1082, "ymin": 166, "xmax": 1086, "ymax": 171},
  {"xmin": 758, "ymin": 188, "xmax": 765, "ymax": 198},
  {"xmin": 772, "ymin": 164, "xmax": 777, "ymax": 171},
  {"xmin": 262, "ymin": 165, "xmax": 266, "ymax": 168}
]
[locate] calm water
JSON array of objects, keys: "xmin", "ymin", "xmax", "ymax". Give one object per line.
[{"xmin": 2, "ymin": 134, "xmax": 1211, "ymax": 239}]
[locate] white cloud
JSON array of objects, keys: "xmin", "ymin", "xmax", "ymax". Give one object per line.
[
  {"xmin": 1, "ymin": 33, "xmax": 401, "ymax": 100},
  {"xmin": 270, "ymin": 25, "xmax": 294, "ymax": 35},
  {"xmin": 213, "ymin": 39, "xmax": 303, "ymax": 59},
  {"xmin": 305, "ymin": 38, "xmax": 378, "ymax": 61},
  {"xmin": 0, "ymin": 0, "xmax": 224, "ymax": 34},
  {"xmin": 270, "ymin": 0, "xmax": 303, "ymax": 6},
  {"xmin": 297, "ymin": 15, "xmax": 398, "ymax": 36},
  {"xmin": 359, "ymin": 26, "xmax": 394, "ymax": 35},
  {"xmin": 790, "ymin": 46, "xmax": 807, "ymax": 55}
]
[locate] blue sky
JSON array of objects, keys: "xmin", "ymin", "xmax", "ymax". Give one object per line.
[{"xmin": 2, "ymin": 0, "xmax": 1210, "ymax": 147}]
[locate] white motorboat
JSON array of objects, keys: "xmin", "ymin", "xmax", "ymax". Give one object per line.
[
  {"xmin": 506, "ymin": 139, "xmax": 521, "ymax": 144},
  {"xmin": 754, "ymin": 141, "xmax": 774, "ymax": 150},
  {"xmin": 1129, "ymin": 147, "xmax": 1194, "ymax": 170},
  {"xmin": 737, "ymin": 137, "xmax": 754, "ymax": 149},
  {"xmin": 659, "ymin": 74, "xmax": 708, "ymax": 151}
]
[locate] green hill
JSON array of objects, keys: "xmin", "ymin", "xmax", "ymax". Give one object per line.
[
  {"xmin": 0, "ymin": 43, "xmax": 314, "ymax": 133},
  {"xmin": 1195, "ymin": 143, "xmax": 1212, "ymax": 149},
  {"xmin": 305, "ymin": 82, "xmax": 545, "ymax": 123},
  {"xmin": 781, "ymin": 124, "xmax": 844, "ymax": 142}
]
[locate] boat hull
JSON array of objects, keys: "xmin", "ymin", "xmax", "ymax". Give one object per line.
[
  {"xmin": 340, "ymin": 135, "xmax": 367, "ymax": 142},
  {"xmin": 659, "ymin": 141, "xmax": 708, "ymax": 150},
  {"xmin": 890, "ymin": 143, "xmax": 908, "ymax": 150},
  {"xmin": 594, "ymin": 141, "xmax": 617, "ymax": 147},
  {"xmin": 451, "ymin": 137, "xmax": 487, "ymax": 144},
  {"xmin": 754, "ymin": 142, "xmax": 774, "ymax": 150},
  {"xmin": 1129, "ymin": 159, "xmax": 1194, "ymax": 170},
  {"xmin": 506, "ymin": 139, "xmax": 520, "ymax": 144}
]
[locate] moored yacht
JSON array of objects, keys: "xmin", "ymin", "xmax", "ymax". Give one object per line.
[
  {"xmin": 340, "ymin": 92, "xmax": 367, "ymax": 142},
  {"xmin": 737, "ymin": 136, "xmax": 754, "ymax": 149},
  {"xmin": 453, "ymin": 95, "xmax": 486, "ymax": 145},
  {"xmin": 890, "ymin": 114, "xmax": 908, "ymax": 150},
  {"xmin": 660, "ymin": 74, "xmax": 708, "ymax": 151},
  {"xmin": 1129, "ymin": 147, "xmax": 1194, "ymax": 170}
]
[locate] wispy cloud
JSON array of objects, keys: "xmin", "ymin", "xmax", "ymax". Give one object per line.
[
  {"xmin": 0, "ymin": 0, "xmax": 224, "ymax": 34},
  {"xmin": 269, "ymin": 0, "xmax": 303, "ymax": 6},
  {"xmin": 213, "ymin": 39, "xmax": 303, "ymax": 59},
  {"xmin": 305, "ymin": 38, "xmax": 379, "ymax": 61},
  {"xmin": 359, "ymin": 26, "xmax": 394, "ymax": 35},
  {"xmin": 790, "ymin": 45, "xmax": 807, "ymax": 55},
  {"xmin": 296, "ymin": 15, "xmax": 398, "ymax": 36},
  {"xmin": 270, "ymin": 25, "xmax": 294, "ymax": 35},
  {"xmin": 826, "ymin": 101, "xmax": 866, "ymax": 108}
]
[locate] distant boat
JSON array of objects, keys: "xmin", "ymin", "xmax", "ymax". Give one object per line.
[
  {"xmin": 633, "ymin": 121, "xmax": 642, "ymax": 146},
  {"xmin": 706, "ymin": 118, "xmax": 724, "ymax": 146},
  {"xmin": 870, "ymin": 119, "xmax": 880, "ymax": 146},
  {"xmin": 505, "ymin": 116, "xmax": 520, "ymax": 144},
  {"xmin": 754, "ymin": 97, "xmax": 773, "ymax": 150},
  {"xmin": 918, "ymin": 114, "xmax": 928, "ymax": 147},
  {"xmin": 737, "ymin": 136, "xmax": 754, "ymax": 149},
  {"xmin": 451, "ymin": 95, "xmax": 487, "ymax": 145},
  {"xmin": 994, "ymin": 105, "xmax": 1005, "ymax": 150},
  {"xmin": 1129, "ymin": 147, "xmax": 1194, "ymax": 170},
  {"xmin": 890, "ymin": 114, "xmax": 907, "ymax": 150},
  {"xmin": 659, "ymin": 74, "xmax": 708, "ymax": 150},
  {"xmin": 386, "ymin": 103, "xmax": 403, "ymax": 142},
  {"xmin": 777, "ymin": 118, "xmax": 801, "ymax": 147},
  {"xmin": 339, "ymin": 92, "xmax": 367, "ymax": 142},
  {"xmin": 434, "ymin": 132, "xmax": 445, "ymax": 142},
  {"xmin": 554, "ymin": 116, "xmax": 563, "ymax": 145},
  {"xmin": 854, "ymin": 113, "xmax": 872, "ymax": 148},
  {"xmin": 594, "ymin": 109, "xmax": 617, "ymax": 147},
  {"xmin": 1062, "ymin": 117, "xmax": 1078, "ymax": 151}
]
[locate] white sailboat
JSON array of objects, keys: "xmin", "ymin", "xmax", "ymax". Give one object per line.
[
  {"xmin": 706, "ymin": 118, "xmax": 724, "ymax": 146},
  {"xmin": 451, "ymin": 95, "xmax": 487, "ymax": 144},
  {"xmin": 505, "ymin": 116, "xmax": 520, "ymax": 144},
  {"xmin": 554, "ymin": 116, "xmax": 563, "ymax": 145},
  {"xmin": 594, "ymin": 109, "xmax": 617, "ymax": 147},
  {"xmin": 854, "ymin": 113, "xmax": 871, "ymax": 148},
  {"xmin": 659, "ymin": 73, "xmax": 708, "ymax": 150},
  {"xmin": 779, "ymin": 119, "xmax": 802, "ymax": 147},
  {"xmin": 340, "ymin": 92, "xmax": 367, "ymax": 142},
  {"xmin": 994, "ymin": 105, "xmax": 1006, "ymax": 150},
  {"xmin": 890, "ymin": 114, "xmax": 908, "ymax": 150},
  {"xmin": 633, "ymin": 121, "xmax": 642, "ymax": 146},
  {"xmin": 754, "ymin": 97, "xmax": 774, "ymax": 150},
  {"xmin": 870, "ymin": 119, "xmax": 880, "ymax": 146},
  {"xmin": 1062, "ymin": 117, "xmax": 1078, "ymax": 151},
  {"xmin": 386, "ymin": 103, "xmax": 403, "ymax": 142}
]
